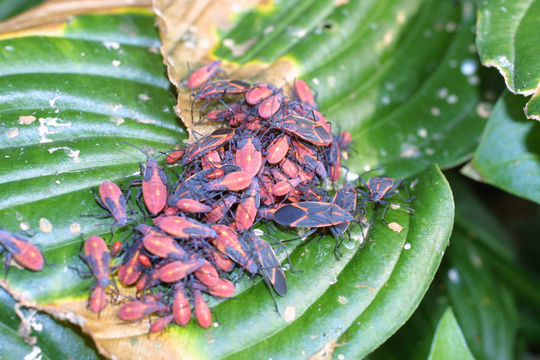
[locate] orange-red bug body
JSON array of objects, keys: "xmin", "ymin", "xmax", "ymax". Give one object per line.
[
  {"xmin": 235, "ymin": 137, "xmax": 262, "ymax": 178},
  {"xmin": 267, "ymin": 135, "xmax": 289, "ymax": 164},
  {"xmin": 98, "ymin": 181, "xmax": 129, "ymax": 226},
  {"xmin": 212, "ymin": 250, "xmax": 235, "ymax": 272},
  {"xmin": 174, "ymin": 198, "xmax": 212, "ymax": 213},
  {"xmin": 294, "ymin": 79, "xmax": 316, "ymax": 108},
  {"xmin": 88, "ymin": 285, "xmax": 108, "ymax": 313},
  {"xmin": 194, "ymin": 260, "xmax": 220, "ymax": 287},
  {"xmin": 187, "ymin": 60, "xmax": 221, "ymax": 89},
  {"xmin": 158, "ymin": 216, "xmax": 217, "ymax": 239},
  {"xmin": 83, "ymin": 235, "xmax": 111, "ymax": 288},
  {"xmin": 245, "ymin": 83, "xmax": 274, "ymax": 105},
  {"xmin": 0, "ymin": 230, "xmax": 44, "ymax": 271},
  {"xmin": 118, "ymin": 299, "xmax": 167, "ymax": 321},
  {"xmin": 211, "ymin": 225, "xmax": 257, "ymax": 274},
  {"xmin": 207, "ymin": 171, "xmax": 252, "ymax": 191},
  {"xmin": 208, "ymin": 278, "xmax": 235, "ymax": 298},
  {"xmin": 173, "ymin": 283, "xmax": 191, "ymax": 326},
  {"xmin": 235, "ymin": 181, "xmax": 260, "ymax": 231},
  {"xmin": 157, "ymin": 258, "xmax": 204, "ymax": 282},
  {"xmin": 142, "ymin": 234, "xmax": 187, "ymax": 259},
  {"xmin": 258, "ymin": 95, "xmax": 282, "ymax": 119},
  {"xmin": 150, "ymin": 314, "xmax": 174, "ymax": 333},
  {"xmin": 193, "ymin": 289, "xmax": 212, "ymax": 328},
  {"xmin": 118, "ymin": 242, "xmax": 143, "ymax": 285}
]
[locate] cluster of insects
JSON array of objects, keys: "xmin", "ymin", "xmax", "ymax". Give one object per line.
[{"xmin": 1, "ymin": 60, "xmax": 414, "ymax": 333}]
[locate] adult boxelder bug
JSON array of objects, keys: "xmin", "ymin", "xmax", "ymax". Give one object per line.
[
  {"xmin": 273, "ymin": 201, "xmax": 353, "ymax": 228},
  {"xmin": 187, "ymin": 60, "xmax": 221, "ymax": 89},
  {"xmin": 183, "ymin": 128, "xmax": 235, "ymax": 165},
  {"xmin": 274, "ymin": 115, "xmax": 332, "ymax": 146},
  {"xmin": 195, "ymin": 80, "xmax": 250, "ymax": 100},
  {"xmin": 248, "ymin": 233, "xmax": 286, "ymax": 296},
  {"xmin": 357, "ymin": 175, "xmax": 414, "ymax": 224},
  {"xmin": 0, "ymin": 229, "xmax": 44, "ymax": 272},
  {"xmin": 121, "ymin": 141, "xmax": 168, "ymax": 216}
]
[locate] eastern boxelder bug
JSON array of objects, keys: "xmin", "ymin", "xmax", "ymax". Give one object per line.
[{"xmin": 0, "ymin": 229, "xmax": 44, "ymax": 272}]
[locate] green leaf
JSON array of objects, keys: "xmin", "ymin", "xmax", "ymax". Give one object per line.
[
  {"xmin": 367, "ymin": 280, "xmax": 449, "ymax": 360},
  {"xmin": 462, "ymin": 91, "xmax": 540, "ymax": 204},
  {"xmin": 476, "ymin": 0, "xmax": 540, "ymax": 120},
  {"xmin": 217, "ymin": 0, "xmax": 487, "ymax": 178},
  {"xmin": 0, "ymin": 9, "xmax": 183, "ymax": 357},
  {"xmin": 445, "ymin": 229, "xmax": 518, "ymax": 360},
  {"xmin": 0, "ymin": 288, "xmax": 104, "ymax": 360},
  {"xmin": 427, "ymin": 307, "xmax": 475, "ymax": 360},
  {"xmin": 1, "ymin": 4, "xmax": 455, "ymax": 360}
]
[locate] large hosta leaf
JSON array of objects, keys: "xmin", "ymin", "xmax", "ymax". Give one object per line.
[
  {"xmin": 427, "ymin": 307, "xmax": 475, "ymax": 360},
  {"xmin": 157, "ymin": 0, "xmax": 488, "ymax": 178},
  {"xmin": 0, "ymin": 8, "xmax": 183, "ymax": 358},
  {"xmin": 1, "ymin": 3, "xmax": 454, "ymax": 360},
  {"xmin": 476, "ymin": 0, "xmax": 540, "ymax": 120},
  {"xmin": 462, "ymin": 92, "xmax": 540, "ymax": 204}
]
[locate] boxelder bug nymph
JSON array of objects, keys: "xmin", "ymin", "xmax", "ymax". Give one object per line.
[
  {"xmin": 172, "ymin": 282, "xmax": 191, "ymax": 326},
  {"xmin": 357, "ymin": 175, "xmax": 414, "ymax": 224},
  {"xmin": 211, "ymin": 224, "xmax": 258, "ymax": 274},
  {"xmin": 120, "ymin": 141, "xmax": 168, "ymax": 216},
  {"xmin": 187, "ymin": 60, "xmax": 222, "ymax": 89},
  {"xmin": 95, "ymin": 181, "xmax": 130, "ymax": 227},
  {"xmin": 293, "ymin": 79, "xmax": 317, "ymax": 109},
  {"xmin": 192, "ymin": 288, "xmax": 212, "ymax": 328},
  {"xmin": 157, "ymin": 258, "xmax": 204, "ymax": 282},
  {"xmin": 235, "ymin": 180, "xmax": 260, "ymax": 231},
  {"xmin": 245, "ymin": 83, "xmax": 275, "ymax": 105},
  {"xmin": 0, "ymin": 229, "xmax": 44, "ymax": 273},
  {"xmin": 81, "ymin": 235, "xmax": 112, "ymax": 289},
  {"xmin": 118, "ymin": 298, "xmax": 167, "ymax": 322}
]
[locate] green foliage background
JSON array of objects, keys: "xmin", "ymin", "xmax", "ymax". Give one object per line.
[{"xmin": 0, "ymin": 0, "xmax": 539, "ymax": 359}]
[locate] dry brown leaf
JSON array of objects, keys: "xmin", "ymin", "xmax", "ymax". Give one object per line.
[
  {"xmin": 1, "ymin": 279, "xmax": 186, "ymax": 359},
  {"xmin": 152, "ymin": 0, "xmax": 300, "ymax": 142},
  {"xmin": 0, "ymin": 0, "xmax": 151, "ymax": 38}
]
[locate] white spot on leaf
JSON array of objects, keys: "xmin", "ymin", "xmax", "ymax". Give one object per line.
[
  {"xmin": 48, "ymin": 147, "xmax": 80, "ymax": 163},
  {"xmin": 39, "ymin": 218, "xmax": 52, "ymax": 233}
]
